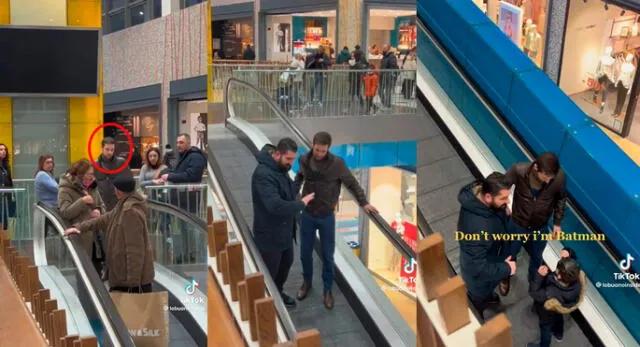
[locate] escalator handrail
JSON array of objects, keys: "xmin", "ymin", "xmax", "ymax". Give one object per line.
[
  {"xmin": 416, "ymin": 19, "xmax": 636, "ymax": 284},
  {"xmin": 146, "ymin": 199, "xmax": 208, "ymax": 231},
  {"xmin": 35, "ymin": 202, "xmax": 135, "ymax": 347},
  {"xmin": 224, "ymin": 77, "xmax": 416, "ymax": 261},
  {"xmin": 205, "ymin": 155, "xmax": 298, "ymax": 340}
]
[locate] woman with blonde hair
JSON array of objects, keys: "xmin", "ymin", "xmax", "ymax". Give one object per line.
[{"xmin": 57, "ymin": 159, "xmax": 106, "ymax": 274}]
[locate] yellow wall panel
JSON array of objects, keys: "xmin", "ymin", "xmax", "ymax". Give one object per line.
[
  {"xmin": 0, "ymin": 0, "xmax": 10, "ymax": 24},
  {"xmin": 10, "ymin": 0, "xmax": 67, "ymax": 26},
  {"xmin": 67, "ymin": 0, "xmax": 102, "ymax": 164},
  {"xmin": 67, "ymin": 0, "xmax": 101, "ymax": 27},
  {"xmin": 207, "ymin": 0, "xmax": 214, "ymax": 103},
  {"xmin": 0, "ymin": 98, "xmax": 12, "ymax": 168}
]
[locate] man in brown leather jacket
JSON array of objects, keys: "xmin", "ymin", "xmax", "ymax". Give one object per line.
[{"xmin": 500, "ymin": 153, "xmax": 567, "ymax": 295}]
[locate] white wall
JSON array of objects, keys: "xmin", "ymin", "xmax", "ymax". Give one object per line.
[
  {"xmin": 369, "ymin": 16, "xmax": 395, "ymax": 30},
  {"xmin": 266, "ymin": 15, "xmax": 293, "ymax": 62},
  {"xmin": 10, "ymin": 0, "xmax": 66, "ymax": 26},
  {"xmin": 559, "ymin": 0, "xmax": 623, "ymax": 95}
]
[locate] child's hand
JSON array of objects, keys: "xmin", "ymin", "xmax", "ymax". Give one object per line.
[{"xmin": 538, "ymin": 265, "xmax": 549, "ymax": 276}]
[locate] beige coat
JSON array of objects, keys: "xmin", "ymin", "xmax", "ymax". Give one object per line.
[
  {"xmin": 75, "ymin": 193, "xmax": 155, "ymax": 288},
  {"xmin": 57, "ymin": 174, "xmax": 106, "ymax": 256}
]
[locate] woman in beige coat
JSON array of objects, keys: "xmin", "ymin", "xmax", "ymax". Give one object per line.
[{"xmin": 57, "ymin": 159, "xmax": 106, "ymax": 266}]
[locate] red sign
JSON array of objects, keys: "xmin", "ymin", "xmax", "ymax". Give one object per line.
[{"xmin": 391, "ymin": 220, "xmax": 418, "ymax": 293}]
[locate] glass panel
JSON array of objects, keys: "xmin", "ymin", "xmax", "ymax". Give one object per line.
[
  {"xmin": 153, "ymin": 0, "xmax": 162, "ymax": 19},
  {"xmin": 109, "ymin": 10, "xmax": 126, "ymax": 33},
  {"xmin": 1, "ymin": 188, "xmax": 31, "ymax": 255},
  {"xmin": 226, "ymin": 80, "xmax": 417, "ymax": 331},
  {"xmin": 231, "ymin": 67, "xmax": 416, "ymax": 118},
  {"xmin": 144, "ymin": 184, "xmax": 209, "ymax": 222},
  {"xmin": 109, "ymin": 0, "xmax": 125, "ymax": 10},
  {"xmin": 12, "ymin": 98, "xmax": 69, "ymax": 179},
  {"xmin": 43, "ymin": 216, "xmax": 107, "ymax": 344},
  {"xmin": 130, "ymin": 3, "xmax": 146, "ymax": 27}
]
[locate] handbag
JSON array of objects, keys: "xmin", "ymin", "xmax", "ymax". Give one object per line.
[{"xmin": 110, "ymin": 290, "xmax": 170, "ymax": 347}]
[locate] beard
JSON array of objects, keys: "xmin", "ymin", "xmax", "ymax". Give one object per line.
[
  {"xmin": 277, "ymin": 159, "xmax": 291, "ymax": 172},
  {"xmin": 490, "ymin": 201, "xmax": 507, "ymax": 211}
]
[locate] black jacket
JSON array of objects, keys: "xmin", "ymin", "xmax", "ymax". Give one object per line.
[
  {"xmin": 530, "ymin": 272, "xmax": 582, "ymax": 324},
  {"xmin": 251, "ymin": 145, "xmax": 305, "ymax": 252},
  {"xmin": 306, "ymin": 53, "xmax": 331, "ymax": 70},
  {"xmin": 243, "ymin": 47, "xmax": 256, "ymax": 61},
  {"xmin": 457, "ymin": 183, "xmax": 514, "ymax": 298},
  {"xmin": 0, "ymin": 162, "xmax": 12, "ymax": 188},
  {"xmin": 380, "ymin": 51, "xmax": 399, "ymax": 70},
  {"xmin": 294, "ymin": 152, "xmax": 367, "ymax": 217},
  {"xmin": 167, "ymin": 146, "xmax": 206, "ymax": 183},
  {"xmin": 504, "ymin": 162, "xmax": 567, "ymax": 229},
  {"xmin": 95, "ymin": 154, "xmax": 127, "ymax": 211}
]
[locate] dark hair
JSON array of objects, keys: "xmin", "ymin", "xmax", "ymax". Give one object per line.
[
  {"xmin": 343, "ymin": 46, "xmax": 348, "ymax": 50},
  {"xmin": 312, "ymin": 132, "xmax": 332, "ymax": 147},
  {"xmin": 145, "ymin": 147, "xmax": 162, "ymax": 169},
  {"xmin": 276, "ymin": 137, "xmax": 298, "ymax": 154},
  {"xmin": 476, "ymin": 172, "xmax": 511, "ymax": 196},
  {"xmin": 556, "ymin": 257, "xmax": 581, "ymax": 285},
  {"xmin": 67, "ymin": 159, "xmax": 92, "ymax": 177},
  {"xmin": 101, "ymin": 137, "xmax": 116, "ymax": 147},
  {"xmin": 35, "ymin": 155, "xmax": 55, "ymax": 177},
  {"xmin": 353, "ymin": 50, "xmax": 363, "ymax": 63},
  {"xmin": 0, "ymin": 143, "xmax": 9, "ymax": 168},
  {"xmin": 355, "ymin": 45, "xmax": 361, "ymax": 50},
  {"xmin": 178, "ymin": 133, "xmax": 191, "ymax": 141},
  {"xmin": 534, "ymin": 152, "xmax": 560, "ymax": 175}
]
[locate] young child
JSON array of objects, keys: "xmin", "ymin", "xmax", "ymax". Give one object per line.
[
  {"xmin": 362, "ymin": 64, "xmax": 379, "ymax": 115},
  {"xmin": 527, "ymin": 257, "xmax": 584, "ymax": 347}
]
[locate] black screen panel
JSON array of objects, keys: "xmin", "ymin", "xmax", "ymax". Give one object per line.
[{"xmin": 0, "ymin": 27, "xmax": 99, "ymax": 95}]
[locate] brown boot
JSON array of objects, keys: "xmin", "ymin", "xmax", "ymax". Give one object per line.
[
  {"xmin": 499, "ymin": 277, "xmax": 510, "ymax": 296},
  {"xmin": 323, "ymin": 290, "xmax": 334, "ymax": 310},
  {"xmin": 296, "ymin": 282, "xmax": 311, "ymax": 301}
]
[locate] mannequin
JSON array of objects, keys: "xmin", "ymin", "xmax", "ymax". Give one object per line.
[
  {"xmin": 523, "ymin": 18, "xmax": 533, "ymax": 39},
  {"xmin": 594, "ymin": 46, "xmax": 615, "ymax": 113},
  {"xmin": 613, "ymin": 53, "xmax": 636, "ymax": 117},
  {"xmin": 523, "ymin": 24, "xmax": 541, "ymax": 59},
  {"xmin": 394, "ymin": 212, "xmax": 405, "ymax": 236}
]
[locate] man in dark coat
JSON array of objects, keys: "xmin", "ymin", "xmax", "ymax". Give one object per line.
[
  {"xmin": 94, "ymin": 137, "xmax": 127, "ymax": 211},
  {"xmin": 243, "ymin": 44, "xmax": 256, "ymax": 61},
  {"xmin": 457, "ymin": 172, "xmax": 517, "ymax": 321},
  {"xmin": 379, "ymin": 44, "xmax": 399, "ymax": 108},
  {"xmin": 251, "ymin": 138, "xmax": 315, "ymax": 307}
]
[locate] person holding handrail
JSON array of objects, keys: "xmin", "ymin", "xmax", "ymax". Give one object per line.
[
  {"xmin": 0, "ymin": 143, "xmax": 15, "ymax": 233},
  {"xmin": 252, "ymin": 138, "xmax": 315, "ymax": 308},
  {"xmin": 294, "ymin": 132, "xmax": 377, "ymax": 309},
  {"xmin": 58, "ymin": 159, "xmax": 107, "ymax": 276}
]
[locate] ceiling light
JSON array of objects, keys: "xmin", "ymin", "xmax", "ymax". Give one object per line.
[{"xmin": 139, "ymin": 11, "xmax": 144, "ymax": 15}]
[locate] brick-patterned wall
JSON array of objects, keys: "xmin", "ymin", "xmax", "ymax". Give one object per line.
[{"xmin": 103, "ymin": 2, "xmax": 208, "ymax": 93}]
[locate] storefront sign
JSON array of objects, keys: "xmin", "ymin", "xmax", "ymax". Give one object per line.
[
  {"xmin": 391, "ymin": 220, "xmax": 418, "ymax": 292},
  {"xmin": 499, "ymin": 1, "xmax": 523, "ymax": 46}
]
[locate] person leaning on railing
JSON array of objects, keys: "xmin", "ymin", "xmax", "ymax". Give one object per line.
[{"xmin": 138, "ymin": 148, "xmax": 167, "ymax": 192}]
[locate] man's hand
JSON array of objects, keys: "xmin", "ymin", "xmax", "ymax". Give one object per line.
[
  {"xmin": 160, "ymin": 174, "xmax": 169, "ymax": 182},
  {"xmin": 301, "ymin": 193, "xmax": 315, "ymax": 206},
  {"xmin": 363, "ymin": 204, "xmax": 378, "ymax": 214},
  {"xmin": 538, "ymin": 265, "xmax": 549, "ymax": 276},
  {"xmin": 505, "ymin": 255, "xmax": 517, "ymax": 276},
  {"xmin": 552, "ymin": 225, "xmax": 562, "ymax": 240},
  {"xmin": 152, "ymin": 178, "xmax": 164, "ymax": 185},
  {"xmin": 90, "ymin": 209, "xmax": 101, "ymax": 218},
  {"xmin": 64, "ymin": 227, "xmax": 80, "ymax": 236},
  {"xmin": 81, "ymin": 195, "xmax": 94, "ymax": 205},
  {"xmin": 506, "ymin": 204, "xmax": 511, "ymax": 216}
]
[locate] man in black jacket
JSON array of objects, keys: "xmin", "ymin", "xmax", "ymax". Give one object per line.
[
  {"xmin": 501, "ymin": 152, "xmax": 567, "ymax": 295},
  {"xmin": 458, "ymin": 172, "xmax": 517, "ymax": 321},
  {"xmin": 294, "ymin": 132, "xmax": 377, "ymax": 309},
  {"xmin": 95, "ymin": 137, "xmax": 127, "ymax": 211},
  {"xmin": 306, "ymin": 46, "xmax": 331, "ymax": 105},
  {"xmin": 158, "ymin": 133, "xmax": 206, "ymax": 185},
  {"xmin": 380, "ymin": 44, "xmax": 399, "ymax": 108},
  {"xmin": 251, "ymin": 138, "xmax": 315, "ymax": 307}
]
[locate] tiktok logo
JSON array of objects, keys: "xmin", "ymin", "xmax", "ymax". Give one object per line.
[
  {"xmin": 404, "ymin": 258, "xmax": 417, "ymax": 274},
  {"xmin": 619, "ymin": 253, "xmax": 635, "ymax": 272},
  {"xmin": 185, "ymin": 279, "xmax": 199, "ymax": 296}
]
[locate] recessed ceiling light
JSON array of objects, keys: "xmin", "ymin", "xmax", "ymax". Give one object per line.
[{"xmin": 139, "ymin": 11, "xmax": 144, "ymax": 15}]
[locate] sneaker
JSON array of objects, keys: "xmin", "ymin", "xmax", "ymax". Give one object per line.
[
  {"xmin": 553, "ymin": 333, "xmax": 564, "ymax": 342},
  {"xmin": 281, "ymin": 293, "xmax": 296, "ymax": 308}
]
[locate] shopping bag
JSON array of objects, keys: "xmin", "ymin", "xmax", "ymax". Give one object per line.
[{"xmin": 110, "ymin": 291, "xmax": 170, "ymax": 347}]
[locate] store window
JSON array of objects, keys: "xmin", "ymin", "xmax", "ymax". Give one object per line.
[
  {"xmin": 104, "ymin": 0, "xmax": 162, "ymax": 34},
  {"xmin": 266, "ymin": 10, "xmax": 337, "ymax": 62},
  {"xmin": 366, "ymin": 9, "xmax": 417, "ymax": 62},
  {"xmin": 178, "ymin": 100, "xmax": 208, "ymax": 153},
  {"xmin": 484, "ymin": 0, "xmax": 548, "ymax": 68},
  {"xmin": 181, "ymin": 0, "xmax": 205, "ymax": 9},
  {"xmin": 12, "ymin": 98, "xmax": 69, "ymax": 179},
  {"xmin": 559, "ymin": 0, "xmax": 640, "ymax": 138},
  {"xmin": 212, "ymin": 18, "xmax": 255, "ymax": 60},
  {"xmin": 104, "ymin": 106, "xmax": 161, "ymax": 169}
]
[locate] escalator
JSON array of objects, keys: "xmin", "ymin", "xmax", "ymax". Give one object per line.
[
  {"xmin": 415, "ymin": 12, "xmax": 638, "ymax": 347},
  {"xmin": 33, "ymin": 199, "xmax": 208, "ymax": 346},
  {"xmin": 206, "ymin": 78, "xmax": 417, "ymax": 346}
]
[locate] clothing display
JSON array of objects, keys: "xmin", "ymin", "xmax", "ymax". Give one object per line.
[
  {"xmin": 617, "ymin": 61, "xmax": 635, "ymax": 90},
  {"xmin": 614, "ymin": 81, "xmax": 629, "ymax": 115}
]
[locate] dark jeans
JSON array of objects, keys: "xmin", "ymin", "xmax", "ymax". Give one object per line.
[
  {"xmin": 300, "ymin": 212, "xmax": 336, "ymax": 292},
  {"xmin": 539, "ymin": 316, "xmax": 564, "ymax": 347},
  {"xmin": 260, "ymin": 247, "xmax": 294, "ymax": 294},
  {"xmin": 109, "ymin": 283, "xmax": 153, "ymax": 293},
  {"xmin": 468, "ymin": 292, "xmax": 494, "ymax": 321},
  {"xmin": 510, "ymin": 224, "xmax": 549, "ymax": 282}
]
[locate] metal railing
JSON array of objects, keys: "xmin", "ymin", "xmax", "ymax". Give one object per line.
[
  {"xmin": 144, "ymin": 183, "xmax": 208, "ymax": 222},
  {"xmin": 211, "ymin": 62, "xmax": 290, "ymax": 102},
  {"xmin": 229, "ymin": 68, "xmax": 417, "ymax": 118}
]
